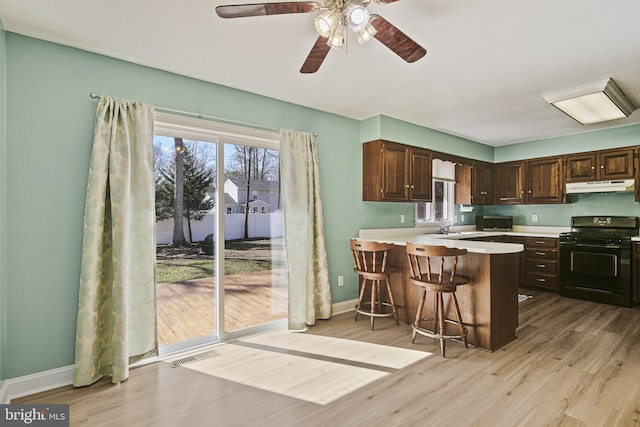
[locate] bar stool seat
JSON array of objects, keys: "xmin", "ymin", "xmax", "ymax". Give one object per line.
[
  {"xmin": 406, "ymin": 243, "xmax": 469, "ymax": 357},
  {"xmin": 351, "ymin": 239, "xmax": 399, "ymax": 330}
]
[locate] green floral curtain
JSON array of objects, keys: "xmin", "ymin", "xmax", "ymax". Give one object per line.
[
  {"xmin": 74, "ymin": 96, "xmax": 157, "ymax": 386},
  {"xmin": 280, "ymin": 129, "xmax": 332, "ymax": 330}
]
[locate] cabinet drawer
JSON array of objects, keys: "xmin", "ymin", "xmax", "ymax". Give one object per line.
[
  {"xmin": 524, "ymin": 273, "xmax": 558, "ymax": 290},
  {"xmin": 525, "ymin": 259, "xmax": 557, "ymax": 275},
  {"xmin": 525, "ymin": 248, "xmax": 558, "ymax": 260},
  {"xmin": 524, "ymin": 237, "xmax": 558, "ymax": 249}
]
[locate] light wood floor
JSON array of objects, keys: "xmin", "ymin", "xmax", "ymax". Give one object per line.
[{"xmin": 14, "ymin": 289, "xmax": 640, "ymax": 426}]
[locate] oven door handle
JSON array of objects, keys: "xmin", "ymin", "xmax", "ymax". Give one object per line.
[{"xmin": 561, "ymin": 243, "xmax": 624, "ymax": 250}]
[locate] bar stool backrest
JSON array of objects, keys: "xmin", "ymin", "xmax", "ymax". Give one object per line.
[
  {"xmin": 350, "ymin": 239, "xmax": 395, "ymax": 274},
  {"xmin": 406, "ymin": 243, "xmax": 468, "ymax": 285}
]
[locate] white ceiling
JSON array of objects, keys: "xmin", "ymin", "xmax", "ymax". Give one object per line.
[{"xmin": 1, "ymin": 0, "xmax": 640, "ymax": 146}]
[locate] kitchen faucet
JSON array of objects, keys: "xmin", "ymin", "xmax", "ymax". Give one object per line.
[{"xmin": 439, "ymin": 224, "xmax": 451, "ymax": 235}]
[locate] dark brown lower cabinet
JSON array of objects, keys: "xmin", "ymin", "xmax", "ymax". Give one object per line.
[{"xmin": 522, "ymin": 237, "xmax": 559, "ymax": 290}]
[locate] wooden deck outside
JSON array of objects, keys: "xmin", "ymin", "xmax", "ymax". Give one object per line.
[{"xmin": 156, "ymin": 269, "xmax": 288, "ymax": 346}]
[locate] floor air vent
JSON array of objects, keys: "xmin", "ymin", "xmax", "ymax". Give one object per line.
[{"xmin": 169, "ymin": 349, "xmax": 220, "ymax": 368}]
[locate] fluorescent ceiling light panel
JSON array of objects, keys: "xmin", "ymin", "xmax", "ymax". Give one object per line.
[{"xmin": 543, "ymin": 78, "xmax": 636, "ymax": 125}]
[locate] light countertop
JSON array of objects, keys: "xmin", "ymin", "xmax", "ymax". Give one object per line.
[
  {"xmin": 356, "ymin": 229, "xmax": 522, "ymax": 254},
  {"xmin": 356, "ymin": 225, "xmax": 573, "ymax": 255}
]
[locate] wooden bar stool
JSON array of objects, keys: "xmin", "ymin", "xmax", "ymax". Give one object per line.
[
  {"xmin": 406, "ymin": 243, "xmax": 469, "ymax": 357},
  {"xmin": 350, "ymin": 239, "xmax": 399, "ymax": 330}
]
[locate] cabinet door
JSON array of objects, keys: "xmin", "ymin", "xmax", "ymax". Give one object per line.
[
  {"xmin": 409, "ymin": 148, "xmax": 431, "ymax": 201},
  {"xmin": 454, "ymin": 163, "xmax": 472, "ymax": 204},
  {"xmin": 481, "ymin": 163, "xmax": 495, "ymax": 204},
  {"xmin": 565, "ymin": 153, "xmax": 597, "ymax": 182},
  {"xmin": 598, "ymin": 148, "xmax": 634, "ymax": 180},
  {"xmin": 495, "ymin": 161, "xmax": 525, "ymax": 204},
  {"xmin": 455, "ymin": 162, "xmax": 492, "ymax": 205},
  {"xmin": 380, "ymin": 142, "xmax": 409, "ymax": 200},
  {"xmin": 526, "ymin": 157, "xmax": 564, "ymax": 203}
]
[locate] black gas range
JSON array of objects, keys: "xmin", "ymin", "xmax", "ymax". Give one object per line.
[{"xmin": 559, "ymin": 216, "xmax": 638, "ymax": 307}]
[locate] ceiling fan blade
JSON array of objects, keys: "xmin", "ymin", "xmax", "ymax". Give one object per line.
[
  {"xmin": 300, "ymin": 36, "xmax": 331, "ymax": 74},
  {"xmin": 216, "ymin": 2, "xmax": 320, "ymax": 18},
  {"xmin": 370, "ymin": 14, "xmax": 426, "ymax": 63}
]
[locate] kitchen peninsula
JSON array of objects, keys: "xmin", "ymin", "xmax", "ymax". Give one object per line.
[{"xmin": 356, "ymin": 229, "xmax": 524, "ymax": 352}]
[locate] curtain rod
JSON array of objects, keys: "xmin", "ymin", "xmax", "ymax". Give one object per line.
[{"xmin": 89, "ymin": 92, "xmax": 318, "ymax": 136}]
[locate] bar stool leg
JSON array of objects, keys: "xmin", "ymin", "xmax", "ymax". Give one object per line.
[
  {"xmin": 438, "ymin": 293, "xmax": 446, "ymax": 358},
  {"xmin": 452, "ymin": 292, "xmax": 468, "ymax": 349},
  {"xmin": 412, "ymin": 288, "xmax": 427, "ymax": 343},
  {"xmin": 355, "ymin": 278, "xmax": 367, "ymax": 321},
  {"xmin": 384, "ymin": 278, "xmax": 399, "ymax": 325},
  {"xmin": 370, "ymin": 279, "xmax": 377, "ymax": 331}
]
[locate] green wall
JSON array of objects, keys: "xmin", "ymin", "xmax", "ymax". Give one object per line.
[
  {"xmin": 0, "ymin": 20, "xmax": 7, "ymax": 384},
  {"xmin": 495, "ymin": 124, "xmax": 640, "ymax": 162},
  {"xmin": 4, "ymin": 33, "xmax": 489, "ymax": 378},
  {"xmin": 489, "ymin": 125, "xmax": 640, "ymax": 226},
  {"xmin": 4, "ymin": 31, "xmax": 640, "ymax": 380},
  {"xmin": 486, "ymin": 192, "xmax": 640, "ymax": 226}
]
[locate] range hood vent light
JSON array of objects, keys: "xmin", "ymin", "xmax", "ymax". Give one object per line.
[{"xmin": 566, "ymin": 179, "xmax": 635, "ymax": 194}]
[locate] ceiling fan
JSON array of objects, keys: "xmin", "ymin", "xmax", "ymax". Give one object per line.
[{"xmin": 215, "ymin": 0, "xmax": 427, "ymax": 73}]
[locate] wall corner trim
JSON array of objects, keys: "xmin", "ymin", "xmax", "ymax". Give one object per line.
[
  {"xmin": 6, "ymin": 365, "xmax": 74, "ymax": 401},
  {"xmin": 0, "ymin": 380, "xmax": 9, "ymax": 404},
  {"xmin": 332, "ymin": 298, "xmax": 357, "ymax": 315}
]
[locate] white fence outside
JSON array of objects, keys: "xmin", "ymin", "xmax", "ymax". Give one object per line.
[{"xmin": 156, "ymin": 212, "xmax": 285, "ymax": 244}]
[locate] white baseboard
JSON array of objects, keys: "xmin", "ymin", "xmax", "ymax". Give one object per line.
[
  {"xmin": 5, "ymin": 365, "xmax": 74, "ymax": 401},
  {"xmin": 332, "ymin": 298, "xmax": 357, "ymax": 315},
  {"xmin": 0, "ymin": 380, "xmax": 9, "ymax": 404}
]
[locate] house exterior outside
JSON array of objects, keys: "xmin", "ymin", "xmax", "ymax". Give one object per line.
[{"xmin": 223, "ymin": 178, "xmax": 282, "ymax": 214}]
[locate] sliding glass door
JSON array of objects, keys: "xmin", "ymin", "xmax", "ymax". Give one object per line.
[
  {"xmin": 222, "ymin": 143, "xmax": 287, "ymax": 335},
  {"xmin": 154, "ymin": 136, "xmax": 218, "ymax": 349},
  {"xmin": 153, "ymin": 115, "xmax": 287, "ymax": 352}
]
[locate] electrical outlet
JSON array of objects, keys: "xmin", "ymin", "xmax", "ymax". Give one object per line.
[
  {"xmin": 338, "ymin": 275, "xmax": 344, "ymax": 287},
  {"xmin": 532, "ymin": 214, "xmax": 538, "ymax": 222},
  {"xmin": 400, "ymin": 214, "xmax": 405, "ymax": 224},
  {"xmin": 461, "ymin": 214, "xmax": 465, "ymax": 222}
]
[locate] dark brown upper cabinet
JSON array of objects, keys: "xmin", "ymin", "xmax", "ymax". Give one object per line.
[
  {"xmin": 362, "ymin": 140, "xmax": 432, "ymax": 202},
  {"xmin": 526, "ymin": 157, "xmax": 565, "ymax": 204},
  {"xmin": 495, "ymin": 156, "xmax": 565, "ymax": 205},
  {"xmin": 455, "ymin": 161, "xmax": 494, "ymax": 205},
  {"xmin": 495, "ymin": 161, "xmax": 526, "ymax": 204},
  {"xmin": 566, "ymin": 147, "xmax": 635, "ymax": 183}
]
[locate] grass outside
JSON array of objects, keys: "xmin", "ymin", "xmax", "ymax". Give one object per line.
[{"xmin": 155, "ymin": 238, "xmax": 285, "ymax": 283}]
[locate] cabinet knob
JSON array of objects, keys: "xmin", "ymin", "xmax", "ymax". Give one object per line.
[
  {"xmin": 601, "ymin": 165, "xmax": 605, "ymax": 169},
  {"xmin": 536, "ymin": 278, "xmax": 547, "ymax": 282},
  {"xmin": 411, "ymin": 185, "xmax": 415, "ymax": 189},
  {"xmin": 591, "ymin": 166, "xmax": 596, "ymax": 170}
]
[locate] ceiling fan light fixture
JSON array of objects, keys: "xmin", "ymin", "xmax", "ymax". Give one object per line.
[
  {"xmin": 327, "ymin": 20, "xmax": 347, "ymax": 48},
  {"xmin": 345, "ymin": 3, "xmax": 370, "ymax": 32},
  {"xmin": 314, "ymin": 9, "xmax": 340, "ymax": 38},
  {"xmin": 356, "ymin": 21, "xmax": 377, "ymax": 45},
  {"xmin": 543, "ymin": 78, "xmax": 636, "ymax": 125}
]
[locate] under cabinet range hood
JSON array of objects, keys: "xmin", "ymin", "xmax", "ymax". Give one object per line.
[{"xmin": 565, "ymin": 179, "xmax": 635, "ymax": 194}]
